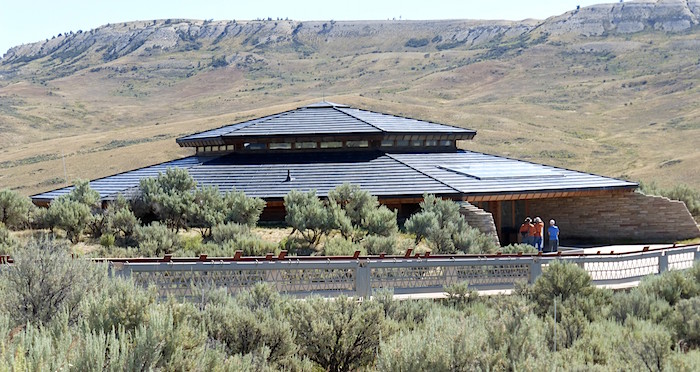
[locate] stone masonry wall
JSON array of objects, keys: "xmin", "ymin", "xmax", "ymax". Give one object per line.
[
  {"xmin": 459, "ymin": 202, "xmax": 500, "ymax": 245},
  {"xmin": 528, "ymin": 192, "xmax": 700, "ymax": 244}
]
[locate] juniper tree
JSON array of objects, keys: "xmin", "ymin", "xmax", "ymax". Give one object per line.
[
  {"xmin": 284, "ymin": 189, "xmax": 336, "ymax": 248},
  {"xmin": 223, "ymin": 189, "xmax": 266, "ymax": 227},
  {"xmin": 0, "ymin": 188, "xmax": 33, "ymax": 229},
  {"xmin": 405, "ymin": 194, "xmax": 496, "ymax": 254},
  {"xmin": 139, "ymin": 168, "xmax": 196, "ymax": 231}
]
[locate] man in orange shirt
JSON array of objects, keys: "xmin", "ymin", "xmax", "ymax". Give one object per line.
[
  {"xmin": 519, "ymin": 217, "xmax": 534, "ymax": 246},
  {"xmin": 533, "ymin": 217, "xmax": 544, "ymax": 251}
]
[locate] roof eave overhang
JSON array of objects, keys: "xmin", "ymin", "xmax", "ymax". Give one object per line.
[{"xmin": 176, "ymin": 131, "xmax": 476, "ymax": 148}]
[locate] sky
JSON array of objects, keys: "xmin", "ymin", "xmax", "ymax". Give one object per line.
[{"xmin": 1, "ymin": 0, "xmax": 615, "ymax": 55}]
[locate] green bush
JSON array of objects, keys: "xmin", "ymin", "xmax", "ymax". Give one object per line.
[
  {"xmin": 290, "ymin": 296, "xmax": 387, "ymax": 372},
  {"xmin": 530, "ymin": 260, "xmax": 594, "ymax": 317},
  {"xmin": 405, "ymin": 194, "xmax": 496, "ymax": 254},
  {"xmin": 284, "ymin": 189, "xmax": 336, "ymax": 247},
  {"xmin": 0, "ymin": 222, "xmax": 17, "ymax": 254},
  {"xmin": 638, "ymin": 269, "xmax": 699, "ymax": 306},
  {"xmin": 83, "ymin": 278, "xmax": 156, "ymax": 334},
  {"xmin": 321, "ymin": 236, "xmax": 365, "ymax": 256},
  {"xmin": 499, "ymin": 243, "xmax": 539, "ymax": 254},
  {"xmin": 223, "ymin": 189, "xmax": 266, "ymax": 227},
  {"xmin": 610, "ymin": 289, "xmax": 672, "ymax": 323},
  {"xmin": 134, "ymin": 222, "xmax": 180, "ymax": 256},
  {"xmin": 211, "ymin": 222, "xmax": 250, "ymax": 243},
  {"xmin": 45, "ymin": 196, "xmax": 92, "ymax": 243},
  {"xmin": 362, "ymin": 234, "xmax": 397, "ymax": 255},
  {"xmin": 106, "ymin": 194, "xmax": 139, "ymax": 241},
  {"xmin": 139, "ymin": 168, "xmax": 196, "ymax": 231},
  {"xmin": 100, "ymin": 233, "xmax": 116, "ymax": 248},
  {"xmin": 0, "ymin": 238, "xmax": 106, "ymax": 325},
  {"xmin": 670, "ymin": 297, "xmax": 700, "ymax": 347},
  {"xmin": 0, "ymin": 188, "xmax": 33, "ymax": 229}
]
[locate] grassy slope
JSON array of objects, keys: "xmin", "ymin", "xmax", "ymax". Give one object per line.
[{"xmin": 0, "ymin": 19, "xmax": 698, "ymax": 196}]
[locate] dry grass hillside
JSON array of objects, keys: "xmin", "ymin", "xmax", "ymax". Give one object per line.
[{"xmin": 1, "ymin": 1, "xmax": 699, "ymax": 196}]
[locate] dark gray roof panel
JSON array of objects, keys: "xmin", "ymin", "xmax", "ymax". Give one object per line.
[
  {"xmin": 338, "ymin": 107, "xmax": 474, "ymax": 134},
  {"xmin": 31, "ymin": 156, "xmax": 207, "ymax": 202},
  {"xmin": 223, "ymin": 107, "xmax": 380, "ymax": 137},
  {"xmin": 188, "ymin": 151, "xmax": 456, "ymax": 198},
  {"xmin": 388, "ymin": 151, "xmax": 637, "ymax": 194},
  {"xmin": 32, "ymin": 150, "xmax": 636, "ymax": 204},
  {"xmin": 176, "ymin": 102, "xmax": 476, "ymax": 144}
]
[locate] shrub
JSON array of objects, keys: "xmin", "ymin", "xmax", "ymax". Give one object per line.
[
  {"xmin": 134, "ymin": 222, "xmax": 180, "ymax": 256},
  {"xmin": 139, "ymin": 168, "xmax": 196, "ymax": 231},
  {"xmin": 284, "ymin": 189, "xmax": 336, "ymax": 247},
  {"xmin": 67, "ymin": 179, "xmax": 100, "ymax": 207},
  {"xmin": 0, "ymin": 188, "xmax": 33, "ymax": 229},
  {"xmin": 405, "ymin": 194, "xmax": 496, "ymax": 254},
  {"xmin": 223, "ymin": 189, "xmax": 266, "ymax": 227},
  {"xmin": 499, "ymin": 243, "xmax": 539, "ymax": 254},
  {"xmin": 0, "ymin": 238, "xmax": 106, "ymax": 325},
  {"xmin": 363, "ymin": 205, "xmax": 398, "ymax": 237},
  {"xmin": 444, "ymin": 281, "xmax": 477, "ymax": 308},
  {"xmin": 530, "ymin": 260, "xmax": 594, "ymax": 317},
  {"xmin": 670, "ymin": 297, "xmax": 700, "ymax": 347},
  {"xmin": 211, "ymin": 222, "xmax": 250, "ymax": 244},
  {"xmin": 362, "ymin": 234, "xmax": 397, "ymax": 255},
  {"xmin": 290, "ymin": 296, "xmax": 387, "ymax": 372},
  {"xmin": 100, "ymin": 233, "xmax": 115, "ymax": 248},
  {"xmin": 0, "ymin": 222, "xmax": 17, "ymax": 254},
  {"xmin": 321, "ymin": 236, "xmax": 365, "ymax": 256},
  {"xmin": 83, "ymin": 278, "xmax": 156, "ymax": 334},
  {"xmin": 106, "ymin": 194, "xmax": 139, "ymax": 241},
  {"xmin": 620, "ymin": 318, "xmax": 673, "ymax": 371},
  {"xmin": 638, "ymin": 269, "xmax": 698, "ymax": 306},
  {"xmin": 609, "ymin": 290, "xmax": 672, "ymax": 323},
  {"xmin": 404, "ymin": 38, "xmax": 430, "ymax": 48},
  {"xmin": 45, "ymin": 196, "xmax": 92, "ymax": 243},
  {"xmin": 190, "ymin": 185, "xmax": 225, "ymax": 237},
  {"xmin": 204, "ymin": 298, "xmax": 296, "ymax": 363}
]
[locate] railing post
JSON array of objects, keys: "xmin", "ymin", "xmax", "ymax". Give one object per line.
[
  {"xmin": 658, "ymin": 252, "xmax": 669, "ymax": 274},
  {"xmin": 356, "ymin": 261, "xmax": 371, "ymax": 299},
  {"xmin": 529, "ymin": 258, "xmax": 542, "ymax": 284}
]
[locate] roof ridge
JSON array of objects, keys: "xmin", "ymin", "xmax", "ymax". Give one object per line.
[
  {"xmin": 384, "ymin": 153, "xmax": 461, "ymax": 194},
  {"xmin": 334, "ymin": 106, "xmax": 386, "ymax": 133}
]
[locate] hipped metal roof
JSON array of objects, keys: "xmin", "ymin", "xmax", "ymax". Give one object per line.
[
  {"xmin": 176, "ymin": 101, "xmax": 476, "ymax": 146},
  {"xmin": 32, "ymin": 150, "xmax": 637, "ymax": 203}
]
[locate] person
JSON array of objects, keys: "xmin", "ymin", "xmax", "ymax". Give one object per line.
[
  {"xmin": 519, "ymin": 217, "xmax": 534, "ymax": 246},
  {"xmin": 548, "ymin": 219, "xmax": 560, "ymax": 252},
  {"xmin": 533, "ymin": 217, "xmax": 544, "ymax": 251}
]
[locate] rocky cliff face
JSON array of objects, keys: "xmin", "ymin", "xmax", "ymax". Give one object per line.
[
  {"xmin": 2, "ymin": 1, "xmax": 698, "ymax": 67},
  {"xmin": 542, "ymin": 0, "xmax": 699, "ymax": 36}
]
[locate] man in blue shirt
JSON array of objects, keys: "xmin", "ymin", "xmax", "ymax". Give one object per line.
[{"xmin": 548, "ymin": 219, "xmax": 560, "ymax": 252}]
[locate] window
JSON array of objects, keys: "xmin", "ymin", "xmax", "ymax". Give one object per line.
[
  {"xmin": 270, "ymin": 142, "xmax": 292, "ymax": 150},
  {"xmin": 244, "ymin": 143, "xmax": 266, "ymax": 150},
  {"xmin": 396, "ymin": 140, "xmax": 409, "ymax": 147},
  {"xmin": 411, "ymin": 139, "xmax": 423, "ymax": 147},
  {"xmin": 295, "ymin": 142, "xmax": 317, "ymax": 149},
  {"xmin": 381, "ymin": 140, "xmax": 394, "ymax": 147},
  {"xmin": 226, "ymin": 145, "xmax": 234, "ymax": 151},
  {"xmin": 346, "ymin": 140, "xmax": 369, "ymax": 148},
  {"xmin": 196, "ymin": 147, "xmax": 203, "ymax": 153},
  {"xmin": 425, "ymin": 140, "xmax": 438, "ymax": 146},
  {"xmin": 440, "ymin": 140, "xmax": 454, "ymax": 147},
  {"xmin": 205, "ymin": 146, "xmax": 212, "ymax": 152},
  {"xmin": 320, "ymin": 141, "xmax": 342, "ymax": 148}
]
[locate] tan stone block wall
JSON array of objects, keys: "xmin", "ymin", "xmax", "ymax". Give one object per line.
[
  {"xmin": 528, "ymin": 192, "xmax": 700, "ymax": 244},
  {"xmin": 459, "ymin": 202, "xmax": 500, "ymax": 245}
]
